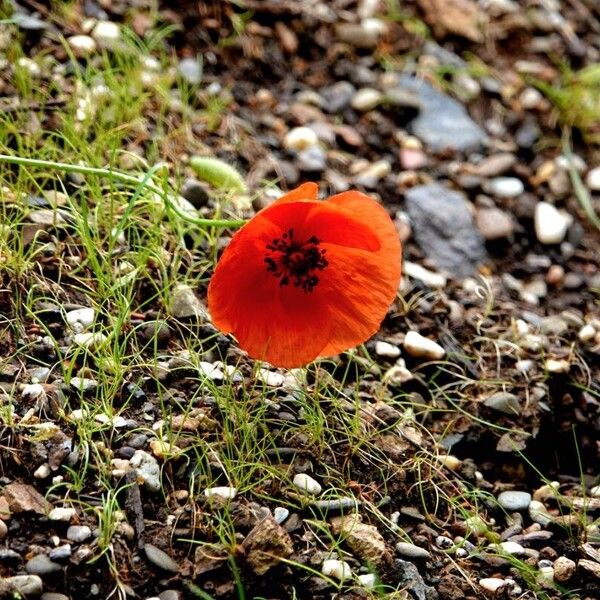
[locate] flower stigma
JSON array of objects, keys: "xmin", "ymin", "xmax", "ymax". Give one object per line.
[{"xmin": 264, "ymin": 228, "xmax": 328, "ymax": 292}]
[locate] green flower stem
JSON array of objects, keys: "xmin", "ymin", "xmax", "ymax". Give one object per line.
[{"xmin": 0, "ymin": 153, "xmax": 246, "ymax": 229}]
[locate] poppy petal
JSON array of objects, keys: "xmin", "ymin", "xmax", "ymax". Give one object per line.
[{"xmin": 269, "ymin": 181, "xmax": 318, "ymax": 208}]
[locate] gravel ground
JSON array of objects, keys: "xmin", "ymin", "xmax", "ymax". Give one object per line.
[{"xmin": 0, "ymin": 1, "xmax": 599, "ymax": 599}]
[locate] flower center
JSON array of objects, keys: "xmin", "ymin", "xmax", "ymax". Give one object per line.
[{"xmin": 264, "ymin": 228, "xmax": 328, "ymax": 292}]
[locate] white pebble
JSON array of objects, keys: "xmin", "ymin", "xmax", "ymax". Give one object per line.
[
  {"xmin": 535, "ymin": 202, "xmax": 571, "ymax": 244},
  {"xmin": 529, "ymin": 500, "xmax": 553, "ymax": 525},
  {"xmin": 357, "ymin": 573, "xmax": 377, "ymax": 588},
  {"xmin": 91, "ymin": 21, "xmax": 121, "ymax": 49},
  {"xmin": 479, "ymin": 578, "xmax": 506, "ymax": 593},
  {"xmin": 375, "ymin": 341, "xmax": 401, "ymax": 358},
  {"xmin": 68, "ymin": 35, "xmax": 97, "ymax": 57},
  {"xmin": 284, "ymin": 127, "xmax": 318, "ymax": 152},
  {"xmin": 73, "ymin": 331, "xmax": 107, "ymax": 350},
  {"xmin": 351, "ymin": 87, "xmax": 383, "ymax": 111},
  {"xmin": 322, "ymin": 559, "xmax": 352, "ymax": 581},
  {"xmin": 545, "ymin": 358, "xmax": 570, "ymax": 373},
  {"xmin": 273, "ymin": 507, "xmax": 290, "ymax": 524},
  {"xmin": 33, "ymin": 464, "xmax": 51, "ymax": 479},
  {"xmin": 66, "ymin": 307, "xmax": 95, "ymax": 330},
  {"xmin": 21, "ymin": 383, "xmax": 46, "ymax": 402},
  {"xmin": 589, "ymin": 485, "xmax": 600, "ymax": 498},
  {"xmin": 258, "ymin": 369, "xmax": 285, "ymax": 387},
  {"xmin": 578, "ymin": 324, "xmax": 596, "ymax": 343},
  {"xmin": 403, "ymin": 261, "xmax": 447, "ymax": 288},
  {"xmin": 498, "ymin": 541, "xmax": 525, "ymax": 555},
  {"xmin": 586, "ymin": 166, "xmax": 600, "ymax": 191},
  {"xmin": 204, "ymin": 486, "xmax": 237, "ymax": 500},
  {"xmin": 293, "ymin": 473, "xmax": 322, "ymax": 495},
  {"xmin": 403, "ymin": 331, "xmax": 445, "ymax": 360},
  {"xmin": 17, "ymin": 57, "xmax": 41, "ymax": 76},
  {"xmin": 484, "ymin": 177, "xmax": 524, "ymax": 198},
  {"xmin": 48, "ymin": 507, "xmax": 77, "ymax": 522}
]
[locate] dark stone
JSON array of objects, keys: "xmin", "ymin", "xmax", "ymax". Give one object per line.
[
  {"xmin": 396, "ymin": 75, "xmax": 487, "ymax": 153},
  {"xmin": 405, "ymin": 183, "xmax": 487, "ymax": 278},
  {"xmin": 388, "ymin": 559, "xmax": 438, "ymax": 600},
  {"xmin": 181, "ymin": 178, "xmax": 210, "ymax": 209}
]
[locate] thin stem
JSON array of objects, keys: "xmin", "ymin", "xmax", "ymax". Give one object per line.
[{"xmin": 0, "ymin": 153, "xmax": 246, "ymax": 229}]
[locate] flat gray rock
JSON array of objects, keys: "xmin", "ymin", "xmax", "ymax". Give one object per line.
[
  {"xmin": 397, "ymin": 74, "xmax": 487, "ymax": 153},
  {"xmin": 405, "ymin": 184, "xmax": 487, "ymax": 278}
]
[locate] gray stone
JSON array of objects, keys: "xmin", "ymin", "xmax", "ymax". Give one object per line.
[
  {"xmin": 158, "ymin": 592, "xmax": 182, "ymax": 600},
  {"xmin": 130, "ymin": 450, "xmax": 161, "ymax": 492},
  {"xmin": 484, "ymin": 392, "xmax": 521, "ymax": 415},
  {"xmin": 41, "ymin": 594, "xmax": 70, "ymax": 600},
  {"xmin": 48, "ymin": 545, "xmax": 71, "ymax": 561},
  {"xmin": 144, "ymin": 544, "xmax": 180, "ymax": 572},
  {"xmin": 405, "ymin": 184, "xmax": 487, "ymax": 278},
  {"xmin": 3, "ymin": 575, "xmax": 43, "ymax": 595},
  {"xmin": 497, "ymin": 490, "xmax": 532, "ymax": 511},
  {"xmin": 181, "ymin": 178, "xmax": 210, "ymax": 209},
  {"xmin": 320, "ymin": 81, "xmax": 356, "ymax": 113},
  {"xmin": 67, "ymin": 525, "xmax": 92, "ymax": 543},
  {"xmin": 168, "ymin": 284, "xmax": 208, "ymax": 320},
  {"xmin": 26, "ymin": 554, "xmax": 62, "ymax": 575},
  {"xmin": 392, "ymin": 559, "xmax": 438, "ymax": 600},
  {"xmin": 297, "ymin": 146, "xmax": 326, "ymax": 172},
  {"xmin": 397, "ymin": 74, "xmax": 487, "ymax": 153}
]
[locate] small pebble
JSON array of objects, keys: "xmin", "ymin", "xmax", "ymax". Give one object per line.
[
  {"xmin": 553, "ymin": 556, "xmax": 576, "ymax": 582},
  {"xmin": 354, "ymin": 160, "xmax": 390, "ymax": 188},
  {"xmin": 178, "ymin": 58, "xmax": 202, "ymax": 85},
  {"xmin": 26, "ymin": 554, "xmax": 62, "ymax": 575},
  {"xmin": 66, "ymin": 307, "xmax": 95, "ymax": 330},
  {"xmin": 578, "ymin": 324, "xmax": 596, "ymax": 343},
  {"xmin": 545, "ymin": 358, "xmax": 570, "ymax": 373},
  {"xmin": 403, "ymin": 261, "xmax": 447, "ymax": 288},
  {"xmin": 144, "ymin": 544, "xmax": 180, "ymax": 573},
  {"xmin": 484, "ymin": 177, "xmax": 524, "ymax": 198},
  {"xmin": 498, "ymin": 541, "xmax": 525, "ymax": 555},
  {"xmin": 395, "ymin": 542, "xmax": 430, "ymax": 559},
  {"xmin": 48, "ymin": 507, "xmax": 77, "ymax": 522},
  {"xmin": 403, "ymin": 331, "xmax": 445, "ymax": 360},
  {"xmin": 357, "ymin": 573, "xmax": 377, "ymax": 588},
  {"xmin": 479, "ymin": 578, "xmax": 506, "ymax": 593},
  {"xmin": 475, "ymin": 207, "xmax": 514, "ymax": 239},
  {"xmin": 535, "ymin": 202, "xmax": 571, "ymax": 244},
  {"xmin": 351, "ymin": 88, "xmax": 383, "ymax": 111},
  {"xmin": 91, "ymin": 20, "xmax": 121, "ymax": 50},
  {"xmin": 258, "ymin": 369, "xmax": 285, "ymax": 387},
  {"xmin": 5, "ymin": 575, "xmax": 43, "ymax": 596},
  {"xmin": 67, "ymin": 525, "xmax": 92, "ymax": 543},
  {"xmin": 293, "ymin": 473, "xmax": 322, "ymax": 495},
  {"xmin": 375, "ymin": 341, "xmax": 401, "ymax": 358},
  {"xmin": 497, "ymin": 490, "xmax": 532, "ymax": 511},
  {"xmin": 529, "ymin": 500, "xmax": 553, "ymax": 525},
  {"xmin": 68, "ymin": 35, "xmax": 97, "ymax": 57},
  {"xmin": 284, "ymin": 127, "xmax": 319, "ymax": 152},
  {"xmin": 204, "ymin": 486, "xmax": 237, "ymax": 500},
  {"xmin": 0, "ymin": 520, "xmax": 7, "ymax": 540},
  {"xmin": 273, "ymin": 507, "xmax": 290, "ymax": 524},
  {"xmin": 322, "ymin": 558, "xmax": 352, "ymax": 581},
  {"xmin": 49, "ymin": 544, "xmax": 72, "ymax": 561},
  {"xmin": 585, "ymin": 166, "xmax": 600, "ymax": 191},
  {"xmin": 33, "ymin": 463, "xmax": 51, "ymax": 480}
]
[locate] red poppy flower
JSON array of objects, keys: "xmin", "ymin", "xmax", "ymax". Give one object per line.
[{"xmin": 207, "ymin": 182, "xmax": 402, "ymax": 368}]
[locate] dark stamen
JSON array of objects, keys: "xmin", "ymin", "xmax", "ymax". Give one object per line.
[{"xmin": 264, "ymin": 228, "xmax": 328, "ymax": 292}]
